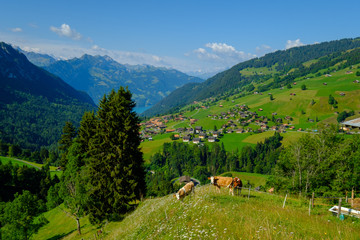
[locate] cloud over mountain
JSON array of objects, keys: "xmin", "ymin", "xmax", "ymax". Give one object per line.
[
  {"xmin": 50, "ymin": 24, "xmax": 82, "ymax": 40},
  {"xmin": 285, "ymin": 39, "xmax": 304, "ymax": 49},
  {"xmin": 188, "ymin": 42, "xmax": 256, "ymax": 72}
]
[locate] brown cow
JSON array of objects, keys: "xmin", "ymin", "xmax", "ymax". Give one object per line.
[
  {"xmin": 174, "ymin": 181, "xmax": 195, "ymax": 201},
  {"xmin": 233, "ymin": 177, "xmax": 243, "ymax": 195},
  {"xmin": 208, "ymin": 176, "xmax": 242, "ymax": 196}
]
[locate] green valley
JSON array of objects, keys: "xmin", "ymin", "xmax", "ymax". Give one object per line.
[{"xmin": 3, "ymin": 37, "xmax": 360, "ymax": 240}]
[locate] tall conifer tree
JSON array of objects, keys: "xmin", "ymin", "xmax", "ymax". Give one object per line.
[
  {"xmin": 58, "ymin": 121, "xmax": 77, "ymax": 168},
  {"xmin": 87, "ymin": 87, "xmax": 145, "ymax": 223}
]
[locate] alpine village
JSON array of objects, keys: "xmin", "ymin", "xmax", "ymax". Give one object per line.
[{"xmin": 4, "ymin": 28, "xmax": 360, "ymax": 240}]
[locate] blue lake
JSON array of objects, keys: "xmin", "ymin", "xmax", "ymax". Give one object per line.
[{"xmin": 134, "ymin": 106, "xmax": 152, "ymax": 114}]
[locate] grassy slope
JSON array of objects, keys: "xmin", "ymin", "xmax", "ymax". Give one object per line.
[
  {"xmin": 0, "ymin": 156, "xmax": 61, "ymax": 177},
  {"xmin": 220, "ymin": 171, "xmax": 269, "ymax": 187},
  {"xmin": 34, "ymin": 185, "xmax": 360, "ymax": 240},
  {"xmin": 140, "ymin": 65, "xmax": 360, "ymax": 161},
  {"xmin": 140, "ymin": 133, "xmax": 174, "ymax": 163}
]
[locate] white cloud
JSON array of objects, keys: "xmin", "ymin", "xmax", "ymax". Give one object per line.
[
  {"xmin": 193, "ymin": 47, "xmax": 220, "ymax": 60},
  {"xmin": 205, "ymin": 43, "xmax": 236, "ymax": 53},
  {"xmin": 50, "ymin": 24, "xmax": 82, "ymax": 40},
  {"xmin": 188, "ymin": 42, "xmax": 256, "ymax": 71},
  {"xmin": 22, "ymin": 46, "xmax": 40, "ymax": 53},
  {"xmin": 285, "ymin": 39, "xmax": 304, "ymax": 49},
  {"xmin": 11, "ymin": 28, "xmax": 22, "ymax": 32},
  {"xmin": 255, "ymin": 44, "xmax": 272, "ymax": 56}
]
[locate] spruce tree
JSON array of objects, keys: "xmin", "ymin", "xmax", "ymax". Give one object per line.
[
  {"xmin": 59, "ymin": 140, "xmax": 88, "ymax": 235},
  {"xmin": 77, "ymin": 111, "xmax": 97, "ymax": 156},
  {"xmin": 87, "ymin": 87, "xmax": 146, "ymax": 223},
  {"xmin": 59, "ymin": 121, "xmax": 77, "ymax": 168}
]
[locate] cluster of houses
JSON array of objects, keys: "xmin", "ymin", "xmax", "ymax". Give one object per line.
[
  {"xmin": 140, "ymin": 115, "xmax": 188, "ymax": 141},
  {"xmin": 140, "ymin": 104, "xmax": 297, "ymax": 144}
]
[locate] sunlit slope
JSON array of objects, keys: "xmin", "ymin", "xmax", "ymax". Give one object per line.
[{"xmin": 35, "ymin": 185, "xmax": 360, "ymax": 239}]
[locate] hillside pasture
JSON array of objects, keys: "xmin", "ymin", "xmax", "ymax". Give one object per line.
[
  {"xmin": 0, "ymin": 156, "xmax": 61, "ymax": 177},
  {"xmin": 220, "ymin": 171, "xmax": 269, "ymax": 187},
  {"xmin": 34, "ymin": 185, "xmax": 360, "ymax": 239},
  {"xmin": 218, "ymin": 132, "xmax": 254, "ymax": 152},
  {"xmin": 0, "ymin": 156, "xmax": 43, "ymax": 169},
  {"xmin": 141, "ymin": 133, "xmax": 174, "ymax": 162}
]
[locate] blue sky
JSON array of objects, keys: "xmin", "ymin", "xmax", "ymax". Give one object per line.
[{"xmin": 1, "ymin": 0, "xmax": 360, "ymax": 76}]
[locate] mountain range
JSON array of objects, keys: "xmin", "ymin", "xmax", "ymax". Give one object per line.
[{"xmin": 21, "ymin": 52, "xmax": 204, "ymax": 107}]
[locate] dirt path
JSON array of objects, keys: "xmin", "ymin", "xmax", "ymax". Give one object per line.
[{"xmin": 14, "ymin": 158, "xmax": 41, "ymax": 169}]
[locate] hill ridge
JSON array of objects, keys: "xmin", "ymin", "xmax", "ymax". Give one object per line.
[{"xmin": 143, "ymin": 37, "xmax": 360, "ymax": 116}]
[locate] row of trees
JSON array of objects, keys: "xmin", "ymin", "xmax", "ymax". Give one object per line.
[
  {"xmin": 0, "ymin": 161, "xmax": 58, "ymax": 239},
  {"xmin": 0, "ymin": 140, "xmax": 60, "ymax": 165},
  {"xmin": 0, "ymin": 161, "xmax": 57, "ymax": 202},
  {"xmin": 147, "ymin": 132, "xmax": 283, "ymax": 197},
  {"xmin": 268, "ymin": 125, "xmax": 360, "ymax": 197}
]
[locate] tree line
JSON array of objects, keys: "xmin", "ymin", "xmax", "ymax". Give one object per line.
[
  {"xmin": 268, "ymin": 125, "xmax": 360, "ymax": 197},
  {"xmin": 146, "ymin": 132, "xmax": 283, "ymax": 197}
]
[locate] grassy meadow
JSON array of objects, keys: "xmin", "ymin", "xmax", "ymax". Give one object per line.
[
  {"xmin": 140, "ymin": 133, "xmax": 174, "ymax": 163},
  {"xmin": 0, "ymin": 156, "xmax": 61, "ymax": 177},
  {"xmin": 220, "ymin": 171, "xmax": 269, "ymax": 187},
  {"xmin": 33, "ymin": 185, "xmax": 360, "ymax": 240}
]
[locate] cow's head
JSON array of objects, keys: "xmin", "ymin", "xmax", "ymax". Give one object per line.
[
  {"xmin": 233, "ymin": 177, "xmax": 242, "ymax": 188},
  {"xmin": 210, "ymin": 176, "xmax": 215, "ymax": 184}
]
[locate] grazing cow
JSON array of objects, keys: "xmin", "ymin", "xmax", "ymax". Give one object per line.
[
  {"xmin": 208, "ymin": 176, "xmax": 242, "ymax": 196},
  {"xmin": 174, "ymin": 181, "xmax": 195, "ymax": 201},
  {"xmin": 233, "ymin": 177, "xmax": 243, "ymax": 195},
  {"xmin": 268, "ymin": 187, "xmax": 274, "ymax": 194}
]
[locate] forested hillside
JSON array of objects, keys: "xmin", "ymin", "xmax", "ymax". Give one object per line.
[
  {"xmin": 144, "ymin": 37, "xmax": 360, "ymax": 116},
  {"xmin": 0, "ymin": 42, "xmax": 96, "ymax": 150},
  {"xmin": 43, "ymin": 54, "xmax": 204, "ymax": 107}
]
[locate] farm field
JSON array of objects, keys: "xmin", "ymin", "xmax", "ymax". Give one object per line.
[
  {"xmin": 220, "ymin": 171, "xmax": 269, "ymax": 187},
  {"xmin": 140, "ymin": 133, "xmax": 175, "ymax": 163},
  {"xmin": 33, "ymin": 184, "xmax": 360, "ymax": 240}
]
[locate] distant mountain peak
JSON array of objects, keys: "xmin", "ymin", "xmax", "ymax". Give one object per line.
[{"xmin": 43, "ymin": 54, "xmax": 204, "ymax": 107}]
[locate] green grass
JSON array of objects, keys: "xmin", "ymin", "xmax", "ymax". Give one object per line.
[
  {"xmin": 34, "ymin": 205, "xmax": 96, "ymax": 240},
  {"xmin": 220, "ymin": 171, "xmax": 269, "ymax": 187},
  {"xmin": 0, "ymin": 156, "xmax": 42, "ymax": 169},
  {"xmin": 141, "ymin": 133, "xmax": 175, "ymax": 163},
  {"xmin": 218, "ymin": 132, "xmax": 254, "ymax": 152},
  {"xmin": 34, "ymin": 185, "xmax": 360, "ymax": 240},
  {"xmin": 0, "ymin": 156, "xmax": 61, "ymax": 177}
]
